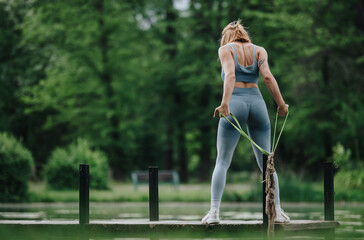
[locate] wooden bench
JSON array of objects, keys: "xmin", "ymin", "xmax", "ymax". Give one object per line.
[{"xmin": 131, "ymin": 170, "xmax": 180, "ymax": 190}]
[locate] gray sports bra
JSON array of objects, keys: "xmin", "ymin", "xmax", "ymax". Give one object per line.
[{"xmin": 221, "ymin": 43, "xmax": 259, "ymax": 84}]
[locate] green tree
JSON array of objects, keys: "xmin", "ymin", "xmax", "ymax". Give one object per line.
[
  {"xmin": 22, "ymin": 0, "xmax": 152, "ymax": 178},
  {"xmin": 1, "ymin": 0, "xmax": 362, "ymax": 183},
  {"xmin": 0, "ymin": 0, "xmax": 66, "ymax": 176}
]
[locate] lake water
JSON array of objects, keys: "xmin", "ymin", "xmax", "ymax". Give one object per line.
[{"xmin": 0, "ymin": 202, "xmax": 363, "ymax": 239}]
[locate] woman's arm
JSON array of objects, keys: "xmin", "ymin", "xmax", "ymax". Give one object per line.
[
  {"xmin": 257, "ymin": 47, "xmax": 288, "ymax": 116},
  {"xmin": 213, "ymin": 46, "xmax": 236, "ymax": 117}
]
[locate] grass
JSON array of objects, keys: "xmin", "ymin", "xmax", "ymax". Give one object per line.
[
  {"xmin": 28, "ymin": 181, "xmax": 255, "ymax": 202},
  {"xmin": 26, "ymin": 171, "xmax": 364, "ymax": 203}
]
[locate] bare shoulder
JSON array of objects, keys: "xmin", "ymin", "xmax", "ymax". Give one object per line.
[
  {"xmin": 253, "ymin": 45, "xmax": 269, "ymax": 69},
  {"xmin": 255, "ymin": 45, "xmax": 268, "ymax": 56},
  {"xmin": 218, "ymin": 45, "xmax": 232, "ymax": 55},
  {"xmin": 218, "ymin": 45, "xmax": 233, "ymax": 59}
]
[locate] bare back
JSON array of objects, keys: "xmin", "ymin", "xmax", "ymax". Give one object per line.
[
  {"xmin": 229, "ymin": 42, "xmax": 255, "ymax": 67},
  {"xmin": 219, "ymin": 42, "xmax": 272, "ymax": 88}
]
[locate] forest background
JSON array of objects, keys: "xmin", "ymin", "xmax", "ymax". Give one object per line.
[{"xmin": 0, "ymin": 0, "xmax": 363, "ymax": 196}]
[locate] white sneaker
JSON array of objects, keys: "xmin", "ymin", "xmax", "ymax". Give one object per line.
[
  {"xmin": 275, "ymin": 208, "xmax": 290, "ymax": 223},
  {"xmin": 201, "ymin": 209, "xmax": 220, "ymax": 225}
]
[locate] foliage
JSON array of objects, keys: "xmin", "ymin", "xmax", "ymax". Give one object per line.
[
  {"xmin": 332, "ymin": 142, "xmax": 352, "ymax": 169},
  {"xmin": 0, "ymin": 0, "xmax": 69, "ymax": 176},
  {"xmin": 28, "ymin": 178, "xmax": 364, "ymax": 203},
  {"xmin": 333, "ymin": 142, "xmax": 364, "ymax": 190},
  {"xmin": 336, "ymin": 170, "xmax": 364, "ymax": 191},
  {"xmin": 277, "ymin": 173, "xmax": 323, "ymax": 202},
  {"xmin": 45, "ymin": 138, "xmax": 109, "ymax": 190},
  {"xmin": 0, "ymin": 0, "xmax": 363, "ymax": 183},
  {"xmin": 0, "ymin": 132, "xmax": 34, "ymax": 202},
  {"xmin": 19, "ymin": 0, "xmax": 151, "ymax": 179}
]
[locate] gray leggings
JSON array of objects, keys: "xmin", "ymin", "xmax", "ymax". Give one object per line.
[{"xmin": 211, "ymin": 87, "xmax": 280, "ymax": 209}]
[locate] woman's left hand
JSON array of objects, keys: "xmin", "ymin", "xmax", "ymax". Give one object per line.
[{"xmin": 213, "ymin": 104, "xmax": 230, "ymax": 118}]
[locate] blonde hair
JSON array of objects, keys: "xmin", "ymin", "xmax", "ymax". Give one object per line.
[{"xmin": 220, "ymin": 19, "xmax": 251, "ymax": 47}]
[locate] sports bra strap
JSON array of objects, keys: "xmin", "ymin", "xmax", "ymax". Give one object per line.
[
  {"xmin": 229, "ymin": 43, "xmax": 257, "ymax": 65},
  {"xmin": 253, "ymin": 45, "xmax": 257, "ymax": 63},
  {"xmin": 227, "ymin": 43, "xmax": 238, "ymax": 66}
]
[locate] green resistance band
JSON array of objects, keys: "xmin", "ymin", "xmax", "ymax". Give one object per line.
[{"xmin": 219, "ymin": 110, "xmax": 289, "ymax": 156}]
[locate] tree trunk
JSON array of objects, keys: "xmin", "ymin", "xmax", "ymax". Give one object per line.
[
  {"xmin": 96, "ymin": 0, "xmax": 123, "ymax": 179},
  {"xmin": 162, "ymin": 0, "xmax": 178, "ymax": 171},
  {"xmin": 191, "ymin": 1, "xmax": 215, "ymax": 182},
  {"xmin": 198, "ymin": 124, "xmax": 212, "ymax": 181},
  {"xmin": 164, "ymin": 126, "xmax": 174, "ymax": 169},
  {"xmin": 321, "ymin": 52, "xmax": 332, "ymax": 163},
  {"xmin": 162, "ymin": 0, "xmax": 188, "ymax": 181},
  {"xmin": 177, "ymin": 121, "xmax": 188, "ymax": 182}
]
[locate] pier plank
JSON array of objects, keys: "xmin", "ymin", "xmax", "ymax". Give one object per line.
[{"xmin": 0, "ymin": 219, "xmax": 339, "ymax": 232}]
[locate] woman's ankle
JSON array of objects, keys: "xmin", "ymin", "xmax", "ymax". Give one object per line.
[
  {"xmin": 210, "ymin": 207, "xmax": 220, "ymax": 213},
  {"xmin": 275, "ymin": 203, "xmax": 281, "ymax": 211}
]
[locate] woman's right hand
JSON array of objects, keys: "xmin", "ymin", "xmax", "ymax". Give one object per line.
[
  {"xmin": 278, "ymin": 104, "xmax": 289, "ymax": 116},
  {"xmin": 213, "ymin": 103, "xmax": 230, "ymax": 118}
]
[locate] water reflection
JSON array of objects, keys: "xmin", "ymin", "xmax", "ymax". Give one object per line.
[{"xmin": 0, "ymin": 202, "xmax": 363, "ymax": 239}]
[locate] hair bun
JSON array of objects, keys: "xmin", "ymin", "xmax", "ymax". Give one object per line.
[{"xmin": 220, "ymin": 19, "xmax": 251, "ymax": 46}]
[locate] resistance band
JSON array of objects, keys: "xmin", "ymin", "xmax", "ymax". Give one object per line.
[
  {"xmin": 219, "ymin": 109, "xmax": 289, "ymax": 155},
  {"xmin": 220, "ymin": 108, "xmax": 289, "ymax": 235}
]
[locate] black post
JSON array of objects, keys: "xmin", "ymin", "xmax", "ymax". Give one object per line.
[
  {"xmin": 262, "ymin": 154, "xmax": 268, "ymax": 228},
  {"xmin": 79, "ymin": 164, "xmax": 89, "ymax": 225},
  {"xmin": 149, "ymin": 166, "xmax": 159, "ymax": 221},
  {"xmin": 323, "ymin": 162, "xmax": 334, "ymax": 221}
]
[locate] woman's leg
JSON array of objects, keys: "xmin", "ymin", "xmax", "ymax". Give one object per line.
[
  {"xmin": 246, "ymin": 99, "xmax": 280, "ymax": 205},
  {"xmin": 210, "ymin": 99, "xmax": 248, "ymax": 211},
  {"xmin": 210, "ymin": 122, "xmax": 240, "ymax": 211}
]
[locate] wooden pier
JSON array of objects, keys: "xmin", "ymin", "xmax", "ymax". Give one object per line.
[
  {"xmin": 0, "ymin": 219, "xmax": 340, "ymax": 239},
  {"xmin": 0, "ymin": 162, "xmax": 340, "ymax": 239},
  {"xmin": 0, "ymin": 219, "xmax": 339, "ymax": 232}
]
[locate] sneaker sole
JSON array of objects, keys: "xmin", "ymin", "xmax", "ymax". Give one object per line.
[
  {"xmin": 206, "ymin": 219, "xmax": 220, "ymax": 225},
  {"xmin": 274, "ymin": 219, "xmax": 290, "ymax": 223}
]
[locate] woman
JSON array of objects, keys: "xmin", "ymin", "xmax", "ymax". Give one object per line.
[{"xmin": 202, "ymin": 20, "xmax": 290, "ymax": 224}]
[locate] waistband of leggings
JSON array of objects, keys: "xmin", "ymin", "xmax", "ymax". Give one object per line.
[{"xmin": 232, "ymin": 87, "xmax": 262, "ymax": 96}]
